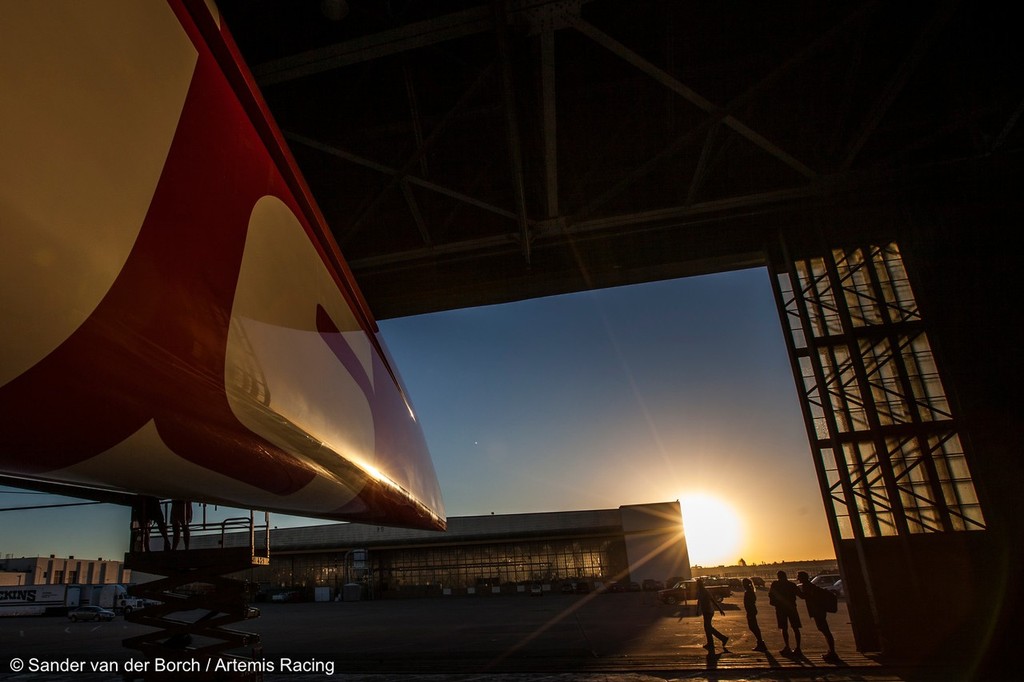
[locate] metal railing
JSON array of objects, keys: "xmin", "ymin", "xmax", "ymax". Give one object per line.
[{"xmin": 129, "ymin": 502, "xmax": 270, "ymax": 561}]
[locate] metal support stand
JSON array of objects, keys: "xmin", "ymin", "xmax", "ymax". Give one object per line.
[{"xmin": 122, "ymin": 510, "xmax": 270, "ymax": 680}]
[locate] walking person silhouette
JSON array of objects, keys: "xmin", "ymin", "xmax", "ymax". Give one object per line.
[{"xmin": 696, "ymin": 578, "xmax": 729, "ymax": 655}]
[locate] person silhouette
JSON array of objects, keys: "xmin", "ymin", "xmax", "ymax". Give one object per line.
[
  {"xmin": 769, "ymin": 570, "xmax": 802, "ymax": 656},
  {"xmin": 132, "ymin": 496, "xmax": 170, "ymax": 552},
  {"xmin": 743, "ymin": 577, "xmax": 768, "ymax": 652},
  {"xmin": 797, "ymin": 571, "xmax": 838, "ymax": 662},
  {"xmin": 170, "ymin": 499, "xmax": 193, "ymax": 550},
  {"xmin": 696, "ymin": 578, "xmax": 729, "ymax": 655}
]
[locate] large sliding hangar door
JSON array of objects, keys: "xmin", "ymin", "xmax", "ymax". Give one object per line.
[
  {"xmin": 769, "ymin": 223, "xmax": 1014, "ymax": 659},
  {"xmin": 216, "ymin": 0, "xmax": 1020, "ymax": 666}
]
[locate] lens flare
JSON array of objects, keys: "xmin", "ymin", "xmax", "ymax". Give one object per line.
[{"xmin": 678, "ymin": 492, "xmax": 744, "ymax": 567}]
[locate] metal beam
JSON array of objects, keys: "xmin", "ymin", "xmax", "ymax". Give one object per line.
[
  {"xmin": 284, "ymin": 131, "xmax": 518, "ymax": 221},
  {"xmin": 0, "ymin": 475, "xmax": 137, "ymax": 507},
  {"xmin": 686, "ymin": 123, "xmax": 720, "ymax": 205},
  {"xmin": 252, "ymin": 0, "xmax": 587, "ymax": 87},
  {"xmin": 403, "ymin": 61, "xmax": 430, "ymax": 179},
  {"xmin": 400, "ymin": 180, "xmax": 431, "ymax": 246},
  {"xmin": 541, "ymin": 27, "xmax": 559, "ymax": 218},
  {"xmin": 350, "ymin": 179, "xmax": 832, "ymax": 272},
  {"xmin": 567, "ymin": 2, "xmax": 877, "ymax": 219},
  {"xmin": 572, "ymin": 19, "xmax": 818, "ymax": 181},
  {"xmin": 991, "ymin": 94, "xmax": 1024, "ymax": 153},
  {"xmin": 253, "ymin": 5, "xmax": 493, "ymax": 86},
  {"xmin": 493, "ymin": 0, "xmax": 532, "ymax": 265},
  {"xmin": 840, "ymin": 0, "xmax": 960, "ymax": 170},
  {"xmin": 343, "ymin": 64, "xmax": 498, "ymax": 242},
  {"xmin": 346, "ymin": 150, "xmax": 1003, "ymax": 273}
]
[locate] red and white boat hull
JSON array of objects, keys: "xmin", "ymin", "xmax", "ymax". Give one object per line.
[{"xmin": 0, "ymin": 1, "xmax": 445, "ymax": 530}]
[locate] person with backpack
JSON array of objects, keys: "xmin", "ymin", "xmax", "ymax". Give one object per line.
[
  {"xmin": 768, "ymin": 570, "xmax": 802, "ymax": 656},
  {"xmin": 797, "ymin": 571, "xmax": 839, "ymax": 662}
]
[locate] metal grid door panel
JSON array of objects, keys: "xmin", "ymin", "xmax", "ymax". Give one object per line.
[{"xmin": 772, "ymin": 241, "xmax": 985, "ymax": 545}]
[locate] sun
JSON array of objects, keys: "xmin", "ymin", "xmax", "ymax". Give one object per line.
[{"xmin": 678, "ymin": 493, "xmax": 744, "ymax": 568}]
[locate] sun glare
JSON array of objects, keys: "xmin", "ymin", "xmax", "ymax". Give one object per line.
[{"xmin": 678, "ymin": 493, "xmax": 744, "ymax": 568}]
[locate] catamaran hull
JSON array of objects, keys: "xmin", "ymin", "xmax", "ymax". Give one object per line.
[{"xmin": 0, "ymin": 0, "xmax": 445, "ymax": 530}]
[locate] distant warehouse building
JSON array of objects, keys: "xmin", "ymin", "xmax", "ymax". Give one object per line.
[
  {"xmin": 196, "ymin": 501, "xmax": 690, "ymax": 598},
  {"xmin": 0, "ymin": 556, "xmax": 129, "ymax": 586}
]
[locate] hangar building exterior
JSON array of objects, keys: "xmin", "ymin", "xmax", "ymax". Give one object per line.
[{"xmin": 195, "ymin": 501, "xmax": 689, "ymax": 598}]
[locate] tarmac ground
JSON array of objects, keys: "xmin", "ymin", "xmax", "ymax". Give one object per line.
[{"xmin": 0, "ymin": 589, "xmax": 1000, "ymax": 681}]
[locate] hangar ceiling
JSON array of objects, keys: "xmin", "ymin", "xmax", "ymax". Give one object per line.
[{"xmin": 217, "ymin": 0, "xmax": 1022, "ymax": 319}]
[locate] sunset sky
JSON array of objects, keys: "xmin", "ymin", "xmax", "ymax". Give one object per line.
[{"xmin": 0, "ymin": 267, "xmax": 834, "ymax": 567}]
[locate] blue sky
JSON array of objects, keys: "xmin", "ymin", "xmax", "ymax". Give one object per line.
[{"xmin": 0, "ymin": 268, "xmax": 834, "ymax": 567}]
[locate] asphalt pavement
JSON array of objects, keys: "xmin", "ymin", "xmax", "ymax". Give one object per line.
[{"xmin": 0, "ymin": 590, "xmax": 998, "ymax": 681}]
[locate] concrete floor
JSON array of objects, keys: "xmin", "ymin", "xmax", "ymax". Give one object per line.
[{"xmin": 0, "ymin": 590, "xmax": 992, "ymax": 681}]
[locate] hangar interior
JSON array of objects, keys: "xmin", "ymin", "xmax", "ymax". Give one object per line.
[
  {"xmin": 211, "ymin": 0, "xmax": 1022, "ymax": 669},
  {"xmin": 0, "ymin": 0, "xmax": 1014, "ymax": 672}
]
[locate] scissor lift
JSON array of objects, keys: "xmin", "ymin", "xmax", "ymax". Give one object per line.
[{"xmin": 122, "ymin": 510, "xmax": 270, "ymax": 679}]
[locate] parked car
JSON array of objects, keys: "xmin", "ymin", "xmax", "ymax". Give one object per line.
[
  {"xmin": 695, "ymin": 576, "xmax": 732, "ymax": 597},
  {"xmin": 270, "ymin": 590, "xmax": 302, "ymax": 602},
  {"xmin": 560, "ymin": 581, "xmax": 575, "ymax": 594},
  {"xmin": 658, "ymin": 578, "xmax": 731, "ymax": 605},
  {"xmin": 808, "ymin": 574, "xmax": 844, "ymax": 597},
  {"xmin": 529, "ymin": 582, "xmax": 544, "ymax": 596},
  {"xmin": 810, "ymin": 574, "xmax": 841, "ymax": 590},
  {"xmin": 605, "ymin": 581, "xmax": 628, "ymax": 593},
  {"xmin": 68, "ymin": 605, "xmax": 115, "ymax": 622},
  {"xmin": 641, "ymin": 579, "xmax": 664, "ymax": 591},
  {"xmin": 658, "ymin": 580, "xmax": 696, "ymax": 604}
]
